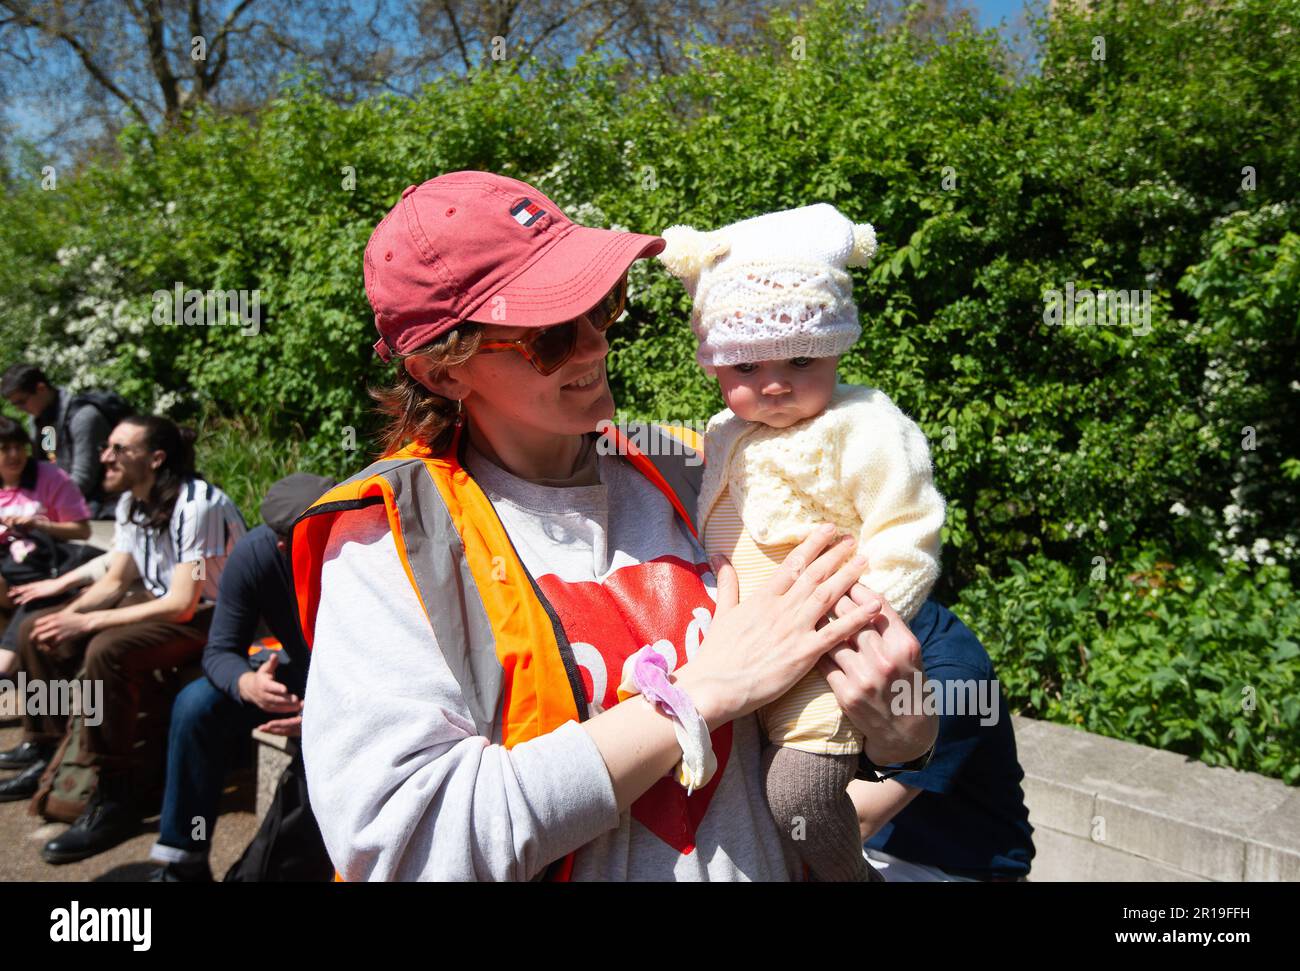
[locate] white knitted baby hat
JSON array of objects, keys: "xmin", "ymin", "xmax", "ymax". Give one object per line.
[{"xmin": 658, "ymin": 203, "xmax": 878, "ymax": 374}]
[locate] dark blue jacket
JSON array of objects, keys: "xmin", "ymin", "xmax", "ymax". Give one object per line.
[
  {"xmin": 202, "ymin": 524, "xmax": 310, "ymax": 704},
  {"xmin": 866, "ymin": 599, "xmax": 1036, "ymax": 879}
]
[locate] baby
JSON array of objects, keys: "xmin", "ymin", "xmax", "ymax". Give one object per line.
[{"xmin": 657, "ymin": 203, "xmax": 946, "ymax": 882}]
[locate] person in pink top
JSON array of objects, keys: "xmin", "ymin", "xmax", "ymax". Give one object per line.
[{"xmin": 0, "ymin": 415, "xmax": 93, "ymax": 677}]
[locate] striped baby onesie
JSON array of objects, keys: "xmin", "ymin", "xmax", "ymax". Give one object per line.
[{"xmin": 702, "ymin": 484, "xmax": 863, "ymax": 755}]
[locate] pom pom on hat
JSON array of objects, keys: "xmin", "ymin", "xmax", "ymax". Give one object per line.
[
  {"xmin": 659, "ymin": 225, "xmax": 731, "ymax": 286},
  {"xmin": 847, "ymin": 222, "xmax": 878, "ymax": 267}
]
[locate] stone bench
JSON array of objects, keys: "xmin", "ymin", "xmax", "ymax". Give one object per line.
[
  {"xmin": 252, "ymin": 728, "xmax": 299, "ymax": 819},
  {"xmin": 55, "ymin": 520, "xmax": 116, "ymax": 577},
  {"xmin": 1014, "ymin": 714, "xmax": 1299, "ymax": 881}
]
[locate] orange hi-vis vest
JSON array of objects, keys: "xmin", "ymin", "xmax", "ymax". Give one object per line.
[{"xmin": 291, "ymin": 421, "xmax": 703, "ymax": 881}]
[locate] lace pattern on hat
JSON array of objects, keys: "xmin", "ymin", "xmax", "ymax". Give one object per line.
[{"xmin": 694, "ymin": 260, "xmax": 860, "ymax": 367}]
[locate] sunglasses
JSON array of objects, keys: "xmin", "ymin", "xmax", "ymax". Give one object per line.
[
  {"xmin": 475, "ymin": 275, "xmax": 628, "ymax": 376},
  {"xmin": 98, "ymin": 442, "xmax": 144, "ymax": 459}
]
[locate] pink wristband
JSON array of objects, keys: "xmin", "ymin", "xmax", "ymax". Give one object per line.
[{"xmin": 628, "ymin": 646, "xmax": 714, "ymax": 794}]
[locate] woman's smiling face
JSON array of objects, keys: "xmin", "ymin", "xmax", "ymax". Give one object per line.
[
  {"xmin": 716, "ymin": 355, "xmax": 839, "ymax": 428},
  {"xmin": 443, "ymin": 314, "xmax": 617, "ymax": 442}
]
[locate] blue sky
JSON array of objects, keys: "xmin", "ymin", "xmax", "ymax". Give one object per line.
[{"xmin": 973, "ymin": 0, "xmax": 1030, "ymax": 29}]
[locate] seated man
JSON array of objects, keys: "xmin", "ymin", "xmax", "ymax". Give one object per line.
[
  {"xmin": 0, "ymin": 415, "xmax": 246, "ymax": 864},
  {"xmin": 848, "ymin": 599, "xmax": 1036, "ymax": 881},
  {"xmin": 148, "ymin": 472, "xmax": 334, "ymax": 882}
]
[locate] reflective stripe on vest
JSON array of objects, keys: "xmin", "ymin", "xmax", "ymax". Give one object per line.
[{"xmin": 608, "ymin": 422, "xmax": 702, "ymax": 535}]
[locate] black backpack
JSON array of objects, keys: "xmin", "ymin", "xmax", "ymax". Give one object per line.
[
  {"xmin": 59, "ymin": 390, "xmax": 134, "ymax": 510},
  {"xmin": 66, "ymin": 389, "xmax": 134, "ymax": 431},
  {"xmin": 224, "ymin": 751, "xmax": 335, "ymax": 882}
]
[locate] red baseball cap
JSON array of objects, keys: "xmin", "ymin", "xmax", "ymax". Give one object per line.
[{"xmin": 364, "ymin": 171, "xmax": 666, "ymax": 361}]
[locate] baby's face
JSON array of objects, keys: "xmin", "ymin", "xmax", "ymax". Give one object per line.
[{"xmin": 716, "ymin": 355, "xmax": 839, "ymax": 428}]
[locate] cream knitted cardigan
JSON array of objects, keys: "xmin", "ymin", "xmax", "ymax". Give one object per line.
[{"xmin": 699, "ymin": 383, "xmax": 945, "ymax": 621}]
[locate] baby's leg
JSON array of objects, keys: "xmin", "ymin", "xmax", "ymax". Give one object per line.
[{"xmin": 762, "ymin": 744, "xmax": 875, "ymax": 882}]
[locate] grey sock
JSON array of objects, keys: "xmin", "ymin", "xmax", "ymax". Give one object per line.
[{"xmin": 762, "ymin": 745, "xmax": 877, "ymax": 882}]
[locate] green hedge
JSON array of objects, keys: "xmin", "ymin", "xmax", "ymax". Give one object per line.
[{"xmin": 955, "ymin": 551, "xmax": 1300, "ymax": 783}]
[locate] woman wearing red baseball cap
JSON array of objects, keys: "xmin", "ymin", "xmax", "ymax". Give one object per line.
[{"xmin": 291, "ymin": 171, "xmax": 936, "ymax": 881}]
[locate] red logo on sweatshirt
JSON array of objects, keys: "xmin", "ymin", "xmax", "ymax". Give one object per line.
[{"xmin": 537, "ymin": 556, "xmax": 733, "ymax": 854}]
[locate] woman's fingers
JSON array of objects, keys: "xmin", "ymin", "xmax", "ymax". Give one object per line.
[
  {"xmin": 814, "ymin": 600, "xmax": 884, "ymax": 657},
  {"xmin": 764, "ymin": 524, "xmax": 840, "ymax": 596},
  {"xmin": 815, "ymin": 654, "xmax": 849, "ymax": 697},
  {"xmin": 792, "ymin": 543, "xmax": 866, "ymax": 630},
  {"xmin": 868, "ymin": 598, "xmax": 924, "ymax": 672},
  {"xmin": 834, "ymin": 582, "xmax": 884, "ymax": 621},
  {"xmin": 820, "ymin": 630, "xmax": 882, "ymax": 681},
  {"xmin": 819, "ymin": 599, "xmax": 934, "ymax": 762}
]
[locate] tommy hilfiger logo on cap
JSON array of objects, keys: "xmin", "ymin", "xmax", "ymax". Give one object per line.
[{"xmin": 510, "ymin": 198, "xmax": 546, "ymax": 227}]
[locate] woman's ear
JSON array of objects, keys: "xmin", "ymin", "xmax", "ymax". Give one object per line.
[{"xmin": 404, "ymin": 355, "xmax": 470, "ymax": 401}]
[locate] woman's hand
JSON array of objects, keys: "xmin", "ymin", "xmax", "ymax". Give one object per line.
[
  {"xmin": 10, "ymin": 575, "xmax": 72, "ymax": 604},
  {"xmin": 675, "ymin": 524, "xmax": 884, "ymax": 730},
  {"xmin": 817, "ymin": 586, "xmax": 937, "ymax": 766}
]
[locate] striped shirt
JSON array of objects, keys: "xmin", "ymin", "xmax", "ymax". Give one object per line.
[
  {"xmin": 113, "ymin": 477, "xmax": 247, "ymax": 602},
  {"xmin": 702, "ymin": 484, "xmax": 863, "ymax": 755}
]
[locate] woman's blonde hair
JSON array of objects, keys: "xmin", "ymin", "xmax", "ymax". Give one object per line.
[{"xmin": 370, "ymin": 323, "xmax": 484, "ymax": 456}]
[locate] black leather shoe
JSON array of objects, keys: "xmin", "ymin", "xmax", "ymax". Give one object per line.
[
  {"xmin": 0, "ymin": 741, "xmax": 53, "ymax": 769},
  {"xmin": 41, "ymin": 791, "xmax": 140, "ymax": 864},
  {"xmin": 148, "ymin": 859, "xmax": 214, "ymax": 883},
  {"xmin": 0, "ymin": 758, "xmax": 47, "ymax": 802}
]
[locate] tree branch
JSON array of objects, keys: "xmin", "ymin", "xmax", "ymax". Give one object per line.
[
  {"xmin": 0, "ymin": 0, "xmax": 152, "ymax": 126},
  {"xmin": 207, "ymin": 0, "xmax": 258, "ymax": 89},
  {"xmin": 517, "ymin": 0, "xmax": 605, "ymax": 62},
  {"xmin": 440, "ymin": 0, "xmax": 473, "ymax": 73},
  {"xmin": 189, "ymin": 0, "xmax": 206, "ymax": 100},
  {"xmin": 140, "ymin": 0, "xmax": 181, "ymax": 122}
]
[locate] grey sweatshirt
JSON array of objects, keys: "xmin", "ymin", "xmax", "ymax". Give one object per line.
[{"xmin": 301, "ymin": 443, "xmax": 795, "ymax": 881}]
